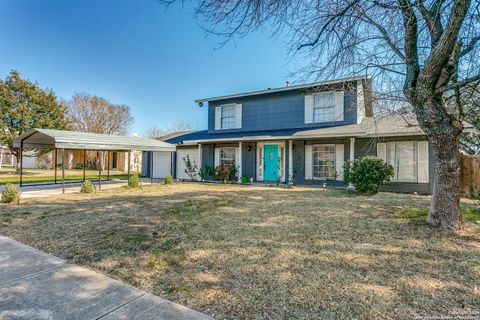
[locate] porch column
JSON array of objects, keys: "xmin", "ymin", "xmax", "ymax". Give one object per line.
[
  {"xmin": 198, "ymin": 144, "xmax": 202, "ymax": 170},
  {"xmin": 288, "ymin": 140, "xmax": 293, "ymax": 184},
  {"xmin": 348, "ymin": 137, "xmax": 355, "ymax": 189},
  {"xmin": 238, "ymin": 142, "xmax": 243, "ymax": 180}
]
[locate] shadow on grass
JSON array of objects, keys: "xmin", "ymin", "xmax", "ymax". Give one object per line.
[{"xmin": 0, "ymin": 184, "xmax": 479, "ymax": 319}]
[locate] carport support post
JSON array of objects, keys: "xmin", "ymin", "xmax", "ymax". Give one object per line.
[
  {"xmin": 61, "ymin": 148, "xmax": 65, "ymax": 194},
  {"xmin": 107, "ymin": 151, "xmax": 110, "ymax": 181},
  {"xmin": 83, "ymin": 150, "xmax": 86, "ymax": 182},
  {"xmin": 19, "ymin": 142, "xmax": 23, "ymax": 187},
  {"xmin": 54, "ymin": 149, "xmax": 57, "ymax": 184},
  {"xmin": 127, "ymin": 150, "xmax": 131, "ymax": 182},
  {"xmin": 98, "ymin": 150, "xmax": 102, "ymax": 190}
]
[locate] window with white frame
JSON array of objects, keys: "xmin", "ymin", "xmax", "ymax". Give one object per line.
[
  {"xmin": 312, "ymin": 144, "xmax": 335, "ymax": 179},
  {"xmin": 386, "ymin": 141, "xmax": 418, "ymax": 182},
  {"xmin": 220, "ymin": 105, "xmax": 236, "ymax": 129},
  {"xmin": 313, "ymin": 92, "xmax": 335, "ymax": 122},
  {"xmin": 220, "ymin": 147, "xmax": 236, "ymax": 167}
]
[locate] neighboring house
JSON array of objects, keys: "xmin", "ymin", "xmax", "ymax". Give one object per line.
[
  {"xmin": 0, "ymin": 145, "xmax": 141, "ymax": 172},
  {"xmin": 0, "ymin": 146, "xmax": 15, "ymax": 169},
  {"xmin": 143, "ymin": 76, "xmax": 470, "ymax": 193}
]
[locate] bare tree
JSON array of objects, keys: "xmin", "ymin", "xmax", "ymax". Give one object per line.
[
  {"xmin": 163, "ymin": 0, "xmax": 479, "ymax": 229},
  {"xmin": 144, "ymin": 121, "xmax": 193, "ymax": 138},
  {"xmin": 67, "ymin": 93, "xmax": 133, "ymax": 135}
]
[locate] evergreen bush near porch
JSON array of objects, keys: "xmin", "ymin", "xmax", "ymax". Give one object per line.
[{"xmin": 344, "ymin": 156, "xmax": 394, "ymax": 194}]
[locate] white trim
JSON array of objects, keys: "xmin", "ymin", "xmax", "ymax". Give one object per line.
[
  {"xmin": 305, "ymin": 145, "xmax": 313, "ymax": 180},
  {"xmin": 288, "ymin": 140, "xmax": 293, "ymax": 183},
  {"xmin": 304, "ymin": 95, "xmax": 314, "ymax": 124},
  {"xmin": 356, "ymin": 80, "xmax": 365, "ymax": 124},
  {"xmin": 176, "ymin": 131, "xmax": 428, "ymax": 145},
  {"xmin": 377, "ymin": 143, "xmax": 387, "ymax": 161},
  {"xmin": 198, "ymin": 144, "xmax": 202, "ymax": 169},
  {"xmin": 256, "ymin": 141, "xmax": 286, "ymax": 182},
  {"xmin": 334, "ymin": 91, "xmax": 345, "ymax": 122},
  {"xmin": 417, "ymin": 141, "xmax": 429, "ymax": 183},
  {"xmin": 238, "ymin": 142, "xmax": 243, "ymax": 179},
  {"xmin": 349, "ymin": 137, "xmax": 355, "ymax": 188},
  {"xmin": 335, "ymin": 144, "xmax": 344, "ymax": 181},
  {"xmin": 235, "ymin": 104, "xmax": 242, "ymax": 129},
  {"xmin": 214, "ymin": 147, "xmax": 220, "ymax": 167},
  {"xmin": 215, "ymin": 107, "xmax": 221, "ymax": 130}
]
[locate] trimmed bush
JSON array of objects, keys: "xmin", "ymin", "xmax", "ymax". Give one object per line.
[
  {"xmin": 1, "ymin": 183, "xmax": 19, "ymax": 204},
  {"xmin": 80, "ymin": 180, "xmax": 95, "ymax": 193},
  {"xmin": 164, "ymin": 175, "xmax": 174, "ymax": 185},
  {"xmin": 343, "ymin": 156, "xmax": 394, "ymax": 194},
  {"xmin": 128, "ymin": 173, "xmax": 141, "ymax": 188}
]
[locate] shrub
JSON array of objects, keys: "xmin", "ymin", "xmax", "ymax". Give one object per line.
[
  {"xmin": 343, "ymin": 156, "xmax": 394, "ymax": 194},
  {"xmin": 182, "ymin": 155, "xmax": 198, "ymax": 181},
  {"xmin": 164, "ymin": 175, "xmax": 174, "ymax": 185},
  {"xmin": 199, "ymin": 165, "xmax": 215, "ymax": 181},
  {"xmin": 80, "ymin": 180, "xmax": 95, "ymax": 193},
  {"xmin": 1, "ymin": 183, "xmax": 19, "ymax": 204},
  {"xmin": 128, "ymin": 173, "xmax": 141, "ymax": 188},
  {"xmin": 228, "ymin": 165, "xmax": 239, "ymax": 182},
  {"xmin": 213, "ymin": 165, "xmax": 230, "ymax": 181}
]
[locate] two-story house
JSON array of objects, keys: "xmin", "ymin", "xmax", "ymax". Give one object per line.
[{"xmin": 144, "ymin": 76, "xmax": 439, "ymax": 193}]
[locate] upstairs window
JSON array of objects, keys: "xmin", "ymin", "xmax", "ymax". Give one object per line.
[
  {"xmin": 313, "ymin": 92, "xmax": 335, "ymax": 122},
  {"xmin": 215, "ymin": 104, "xmax": 242, "ymax": 130}
]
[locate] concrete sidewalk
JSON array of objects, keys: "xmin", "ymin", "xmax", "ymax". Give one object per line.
[{"xmin": 0, "ymin": 236, "xmax": 212, "ymax": 320}]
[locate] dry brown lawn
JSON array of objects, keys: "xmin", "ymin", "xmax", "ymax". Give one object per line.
[{"xmin": 1, "ymin": 183, "xmax": 479, "ymax": 319}]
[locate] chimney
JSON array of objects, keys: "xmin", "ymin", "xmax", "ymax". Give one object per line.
[{"xmin": 285, "ymin": 81, "xmax": 289, "ymax": 87}]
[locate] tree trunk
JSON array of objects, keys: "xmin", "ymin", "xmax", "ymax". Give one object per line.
[
  {"xmin": 14, "ymin": 149, "xmax": 21, "ymax": 174},
  {"xmin": 427, "ymin": 138, "xmax": 463, "ymax": 228}
]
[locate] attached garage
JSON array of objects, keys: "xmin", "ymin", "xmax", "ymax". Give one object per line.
[
  {"xmin": 176, "ymin": 148, "xmax": 199, "ymax": 180},
  {"xmin": 151, "ymin": 151, "xmax": 173, "ymax": 179}
]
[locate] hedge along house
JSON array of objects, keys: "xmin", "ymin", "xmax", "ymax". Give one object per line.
[{"xmin": 144, "ymin": 76, "xmax": 473, "ymax": 194}]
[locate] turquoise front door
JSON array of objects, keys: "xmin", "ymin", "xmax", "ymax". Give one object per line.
[{"xmin": 264, "ymin": 144, "xmax": 279, "ymax": 181}]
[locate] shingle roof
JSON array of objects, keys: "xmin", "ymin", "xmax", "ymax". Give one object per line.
[
  {"xmin": 194, "ymin": 76, "xmax": 370, "ymax": 103},
  {"xmin": 166, "ymin": 114, "xmax": 475, "ymax": 144}
]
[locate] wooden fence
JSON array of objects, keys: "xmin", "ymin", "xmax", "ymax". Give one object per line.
[{"xmin": 461, "ymin": 154, "xmax": 480, "ymax": 194}]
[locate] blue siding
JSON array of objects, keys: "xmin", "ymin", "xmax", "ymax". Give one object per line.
[
  {"xmin": 201, "ymin": 144, "xmax": 215, "ymax": 168},
  {"xmin": 208, "ymin": 86, "xmax": 357, "ymax": 133},
  {"xmin": 241, "ymin": 142, "xmax": 256, "ymax": 180}
]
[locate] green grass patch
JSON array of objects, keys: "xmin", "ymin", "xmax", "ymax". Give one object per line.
[{"xmin": 393, "ymin": 207, "xmax": 480, "ymax": 221}]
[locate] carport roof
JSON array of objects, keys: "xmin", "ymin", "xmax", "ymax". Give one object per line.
[{"xmin": 13, "ymin": 129, "xmax": 176, "ymax": 151}]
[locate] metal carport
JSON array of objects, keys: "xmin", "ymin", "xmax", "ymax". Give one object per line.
[{"xmin": 13, "ymin": 129, "xmax": 176, "ymax": 192}]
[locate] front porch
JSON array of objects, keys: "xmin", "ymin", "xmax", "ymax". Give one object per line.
[{"xmin": 195, "ymin": 137, "xmax": 356, "ymax": 186}]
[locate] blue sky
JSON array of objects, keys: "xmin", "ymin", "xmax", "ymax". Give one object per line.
[{"xmin": 0, "ymin": 0, "xmax": 297, "ymax": 134}]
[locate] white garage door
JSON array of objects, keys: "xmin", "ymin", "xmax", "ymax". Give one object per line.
[
  {"xmin": 176, "ymin": 148, "xmax": 198, "ymax": 180},
  {"xmin": 152, "ymin": 152, "xmax": 172, "ymax": 179}
]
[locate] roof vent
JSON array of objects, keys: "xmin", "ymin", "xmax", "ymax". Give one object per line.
[{"xmin": 285, "ymin": 81, "xmax": 289, "ymax": 87}]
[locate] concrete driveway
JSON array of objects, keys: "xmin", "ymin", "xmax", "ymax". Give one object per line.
[{"xmin": 0, "ymin": 236, "xmax": 212, "ymax": 320}]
